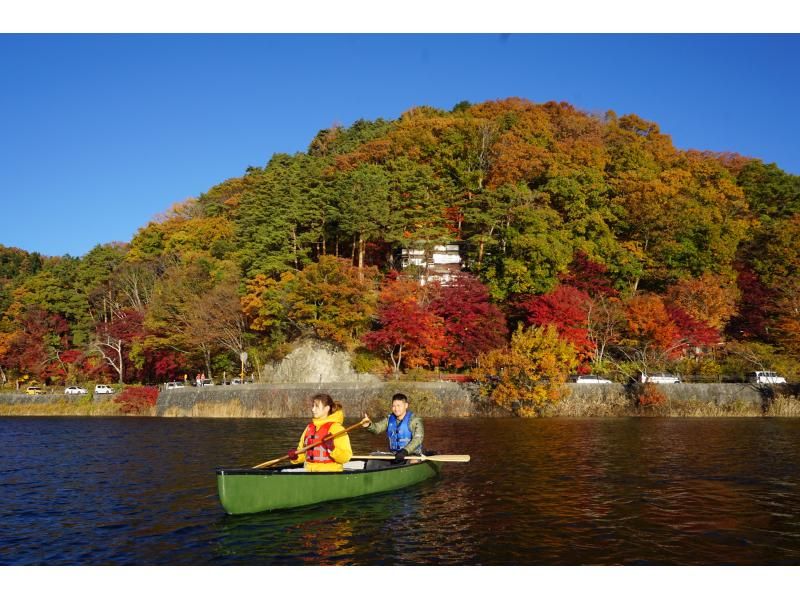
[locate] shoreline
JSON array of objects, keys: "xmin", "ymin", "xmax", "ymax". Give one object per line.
[{"xmin": 2, "ymin": 382, "xmax": 799, "ymax": 418}]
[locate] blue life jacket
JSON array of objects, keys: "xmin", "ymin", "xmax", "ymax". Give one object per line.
[{"xmin": 387, "ymin": 412, "xmax": 415, "ymax": 452}]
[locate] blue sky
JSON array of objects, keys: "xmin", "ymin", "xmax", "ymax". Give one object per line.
[{"xmin": 1, "ymin": 33, "xmax": 799, "ymax": 257}]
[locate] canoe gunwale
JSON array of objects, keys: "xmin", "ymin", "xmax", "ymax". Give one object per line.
[{"xmin": 216, "ymin": 458, "xmax": 429, "ymax": 477}]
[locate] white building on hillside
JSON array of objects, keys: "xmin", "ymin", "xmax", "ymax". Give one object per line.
[{"xmin": 398, "ymin": 243, "xmax": 463, "ymax": 285}]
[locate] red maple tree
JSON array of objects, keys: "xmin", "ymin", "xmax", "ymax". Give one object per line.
[
  {"xmin": 559, "ymin": 251, "xmax": 618, "ymax": 298},
  {"xmin": 362, "ymin": 276, "xmax": 446, "ymax": 376},
  {"xmin": 427, "ymin": 274, "xmax": 508, "ymax": 369},
  {"xmin": 518, "ymin": 285, "xmax": 593, "ymax": 360}
]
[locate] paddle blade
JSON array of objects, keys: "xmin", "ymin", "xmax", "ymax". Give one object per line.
[
  {"xmin": 350, "ymin": 454, "xmax": 470, "ymax": 463},
  {"xmin": 424, "ymin": 454, "xmax": 470, "ymax": 463}
]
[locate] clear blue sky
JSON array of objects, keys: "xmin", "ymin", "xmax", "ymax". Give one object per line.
[{"xmin": 1, "ymin": 34, "xmax": 798, "ymax": 257}]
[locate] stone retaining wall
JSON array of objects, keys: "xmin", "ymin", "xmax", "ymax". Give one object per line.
[
  {"xmin": 155, "ymin": 381, "xmax": 485, "ymax": 418},
  {"xmin": 2, "ymin": 382, "xmax": 798, "ymax": 417}
]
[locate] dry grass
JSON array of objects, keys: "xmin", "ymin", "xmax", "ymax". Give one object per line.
[
  {"xmin": 542, "ymin": 394, "xmax": 633, "ymax": 417},
  {"xmin": 766, "ymin": 397, "xmax": 800, "ymax": 417},
  {"xmin": 665, "ymin": 398, "xmax": 762, "ymax": 417},
  {"xmin": 0, "ymin": 399, "xmax": 127, "ymax": 417},
  {"xmin": 160, "ymin": 398, "xmax": 269, "ymax": 418}
]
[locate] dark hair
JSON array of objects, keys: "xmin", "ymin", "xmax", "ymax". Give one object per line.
[
  {"xmin": 391, "ymin": 393, "xmax": 409, "ymax": 403},
  {"xmin": 311, "ymin": 393, "xmax": 341, "ymax": 414}
]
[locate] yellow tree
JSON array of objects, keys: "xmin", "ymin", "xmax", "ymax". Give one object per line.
[{"xmin": 473, "ymin": 324, "xmax": 578, "ymax": 416}]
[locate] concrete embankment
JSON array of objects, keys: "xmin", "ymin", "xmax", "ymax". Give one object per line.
[
  {"xmin": 155, "ymin": 381, "xmax": 489, "ymax": 418},
  {"xmin": 155, "ymin": 381, "xmax": 797, "ymax": 418},
  {"xmin": 549, "ymin": 383, "xmax": 766, "ymax": 417},
  {"xmin": 2, "ymin": 382, "xmax": 799, "ymax": 417}
]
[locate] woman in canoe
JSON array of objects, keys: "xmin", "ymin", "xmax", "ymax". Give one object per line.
[{"xmin": 287, "ymin": 393, "xmax": 353, "ymax": 472}]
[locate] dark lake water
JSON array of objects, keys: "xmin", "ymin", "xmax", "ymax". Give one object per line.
[{"xmin": 1, "ymin": 416, "xmax": 799, "ymax": 565}]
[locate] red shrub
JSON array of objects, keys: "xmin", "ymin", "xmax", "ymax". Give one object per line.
[
  {"xmin": 114, "ymin": 386, "xmax": 159, "ymax": 414},
  {"xmin": 637, "ymin": 383, "xmax": 667, "ymax": 408}
]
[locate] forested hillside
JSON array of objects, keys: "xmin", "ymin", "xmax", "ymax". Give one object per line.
[{"xmin": 2, "ymin": 98, "xmax": 799, "ymax": 402}]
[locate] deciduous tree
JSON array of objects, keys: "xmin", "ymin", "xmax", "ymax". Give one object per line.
[
  {"xmin": 362, "ymin": 276, "xmax": 445, "ymax": 376},
  {"xmin": 427, "ymin": 274, "xmax": 508, "ymax": 369},
  {"xmin": 473, "ymin": 324, "xmax": 578, "ymax": 416}
]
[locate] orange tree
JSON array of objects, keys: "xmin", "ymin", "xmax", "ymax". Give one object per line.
[{"xmin": 473, "ymin": 323, "xmax": 578, "ymax": 416}]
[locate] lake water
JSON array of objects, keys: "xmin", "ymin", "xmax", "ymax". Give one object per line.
[{"xmin": 1, "ymin": 416, "xmax": 799, "ymax": 565}]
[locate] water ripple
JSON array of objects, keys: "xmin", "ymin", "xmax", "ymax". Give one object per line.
[{"xmin": 1, "ymin": 416, "xmax": 800, "ymax": 564}]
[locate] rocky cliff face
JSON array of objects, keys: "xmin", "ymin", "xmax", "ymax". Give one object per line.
[{"xmin": 262, "ymin": 339, "xmax": 381, "ymax": 384}]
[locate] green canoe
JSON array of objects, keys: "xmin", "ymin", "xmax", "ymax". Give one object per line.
[{"xmin": 216, "ymin": 458, "xmax": 442, "ymax": 515}]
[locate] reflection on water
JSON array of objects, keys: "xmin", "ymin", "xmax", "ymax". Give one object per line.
[{"xmin": 1, "ymin": 416, "xmax": 799, "ymax": 564}]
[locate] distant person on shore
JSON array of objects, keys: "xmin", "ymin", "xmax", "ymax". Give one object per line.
[
  {"xmin": 288, "ymin": 393, "xmax": 353, "ymax": 472},
  {"xmin": 362, "ymin": 393, "xmax": 424, "ymax": 464}
]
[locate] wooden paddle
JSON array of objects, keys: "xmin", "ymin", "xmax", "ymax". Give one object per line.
[
  {"xmin": 351, "ymin": 454, "xmax": 470, "ymax": 463},
  {"xmin": 253, "ymin": 417, "xmax": 370, "ymax": 469}
]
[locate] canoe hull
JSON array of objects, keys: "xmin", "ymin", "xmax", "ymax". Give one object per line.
[{"xmin": 217, "ymin": 459, "xmax": 442, "ymax": 514}]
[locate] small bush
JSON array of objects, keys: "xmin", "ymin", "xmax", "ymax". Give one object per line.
[
  {"xmin": 351, "ymin": 348, "xmax": 384, "ymax": 374},
  {"xmin": 114, "ymin": 386, "xmax": 159, "ymax": 415},
  {"xmin": 403, "ymin": 368, "xmax": 436, "ymax": 381},
  {"xmin": 636, "ymin": 383, "xmax": 667, "ymax": 408}
]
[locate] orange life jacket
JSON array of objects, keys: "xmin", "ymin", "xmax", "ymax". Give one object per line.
[{"xmin": 303, "ymin": 421, "xmax": 335, "ymax": 463}]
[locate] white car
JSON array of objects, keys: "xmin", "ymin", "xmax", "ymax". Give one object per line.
[
  {"xmin": 94, "ymin": 384, "xmax": 115, "ymax": 394},
  {"xmin": 165, "ymin": 381, "xmax": 185, "ymax": 390},
  {"xmin": 640, "ymin": 373, "xmax": 681, "ymax": 384},
  {"xmin": 575, "ymin": 375, "xmax": 613, "ymax": 384},
  {"xmin": 65, "ymin": 386, "xmax": 88, "ymax": 395},
  {"xmin": 199, "ymin": 379, "xmax": 214, "ymax": 387},
  {"xmin": 748, "ymin": 371, "xmax": 787, "ymax": 384}
]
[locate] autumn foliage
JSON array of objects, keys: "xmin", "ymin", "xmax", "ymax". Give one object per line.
[
  {"xmin": 114, "ymin": 386, "xmax": 159, "ymax": 414},
  {"xmin": 2, "ymin": 97, "xmax": 800, "ymax": 395},
  {"xmin": 473, "ymin": 324, "xmax": 578, "ymax": 415},
  {"xmin": 427, "ymin": 275, "xmax": 508, "ymax": 369},
  {"xmin": 362, "ymin": 276, "xmax": 446, "ymax": 376}
]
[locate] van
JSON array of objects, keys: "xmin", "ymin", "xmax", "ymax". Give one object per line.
[
  {"xmin": 748, "ymin": 371, "xmax": 787, "ymax": 384},
  {"xmin": 94, "ymin": 384, "xmax": 114, "ymax": 394},
  {"xmin": 640, "ymin": 372, "xmax": 681, "ymax": 384}
]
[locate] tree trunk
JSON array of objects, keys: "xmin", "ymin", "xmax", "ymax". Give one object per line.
[
  {"xmin": 204, "ymin": 347, "xmax": 212, "ymax": 380},
  {"xmin": 116, "ymin": 343, "xmax": 124, "ymax": 384},
  {"xmin": 292, "ymin": 226, "xmax": 299, "ymax": 270},
  {"xmin": 358, "ymin": 233, "xmax": 365, "ymax": 280}
]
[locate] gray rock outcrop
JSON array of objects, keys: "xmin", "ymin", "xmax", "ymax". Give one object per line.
[{"xmin": 261, "ymin": 339, "xmax": 381, "ymax": 384}]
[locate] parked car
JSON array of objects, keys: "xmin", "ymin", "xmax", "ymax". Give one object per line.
[
  {"xmin": 640, "ymin": 373, "xmax": 681, "ymax": 384},
  {"xmin": 748, "ymin": 371, "xmax": 787, "ymax": 384},
  {"xmin": 199, "ymin": 379, "xmax": 214, "ymax": 387},
  {"xmin": 65, "ymin": 386, "xmax": 88, "ymax": 395},
  {"xmin": 94, "ymin": 384, "xmax": 115, "ymax": 394},
  {"xmin": 165, "ymin": 381, "xmax": 185, "ymax": 390},
  {"xmin": 25, "ymin": 385, "xmax": 45, "ymax": 395},
  {"xmin": 575, "ymin": 375, "xmax": 613, "ymax": 384},
  {"xmin": 231, "ymin": 378, "xmax": 254, "ymax": 385}
]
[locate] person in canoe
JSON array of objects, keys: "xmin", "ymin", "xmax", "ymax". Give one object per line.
[
  {"xmin": 287, "ymin": 393, "xmax": 353, "ymax": 472},
  {"xmin": 362, "ymin": 393, "xmax": 424, "ymax": 464}
]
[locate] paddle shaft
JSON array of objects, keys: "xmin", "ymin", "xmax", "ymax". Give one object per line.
[
  {"xmin": 253, "ymin": 418, "xmax": 369, "ymax": 469},
  {"xmin": 351, "ymin": 454, "xmax": 470, "ymax": 463}
]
